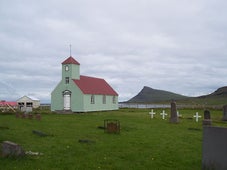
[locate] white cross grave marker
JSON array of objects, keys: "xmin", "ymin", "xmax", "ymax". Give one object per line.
[
  {"xmin": 160, "ymin": 110, "xmax": 168, "ymax": 119},
  {"xmin": 193, "ymin": 112, "xmax": 201, "ymax": 122},
  {"xmin": 149, "ymin": 109, "xmax": 156, "ymax": 119},
  {"xmin": 177, "ymin": 111, "xmax": 182, "ymax": 118}
]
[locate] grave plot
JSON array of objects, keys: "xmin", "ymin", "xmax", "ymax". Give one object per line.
[{"xmin": 104, "ymin": 119, "xmax": 120, "ymax": 134}]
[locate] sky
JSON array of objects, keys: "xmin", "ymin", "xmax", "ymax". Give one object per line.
[{"xmin": 1, "ymin": 0, "xmax": 227, "ymax": 103}]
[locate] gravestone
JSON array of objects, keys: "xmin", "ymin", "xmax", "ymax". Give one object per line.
[
  {"xmin": 193, "ymin": 112, "xmax": 201, "ymax": 122},
  {"xmin": 222, "ymin": 105, "xmax": 227, "ymax": 121},
  {"xmin": 149, "ymin": 109, "xmax": 156, "ymax": 119},
  {"xmin": 160, "ymin": 110, "xmax": 167, "ymax": 120},
  {"xmin": 32, "ymin": 130, "xmax": 51, "ymax": 137},
  {"xmin": 203, "ymin": 110, "xmax": 212, "ymax": 126},
  {"xmin": 169, "ymin": 101, "xmax": 179, "ymax": 123},
  {"xmin": 2, "ymin": 141, "xmax": 25, "ymax": 157},
  {"xmin": 202, "ymin": 126, "xmax": 227, "ymax": 170}
]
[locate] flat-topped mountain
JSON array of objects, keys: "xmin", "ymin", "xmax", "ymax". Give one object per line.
[
  {"xmin": 126, "ymin": 86, "xmax": 227, "ymax": 105},
  {"xmin": 127, "ymin": 86, "xmax": 189, "ymax": 103}
]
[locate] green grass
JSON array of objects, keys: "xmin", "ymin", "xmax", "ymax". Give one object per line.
[{"xmin": 0, "ymin": 108, "xmax": 226, "ymax": 170}]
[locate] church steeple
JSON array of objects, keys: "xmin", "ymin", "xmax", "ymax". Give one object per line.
[{"xmin": 62, "ymin": 56, "xmax": 80, "ymax": 80}]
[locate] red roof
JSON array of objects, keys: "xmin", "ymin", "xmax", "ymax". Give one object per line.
[
  {"xmin": 62, "ymin": 56, "xmax": 80, "ymax": 65},
  {"xmin": 73, "ymin": 76, "xmax": 118, "ymax": 96},
  {"xmin": 0, "ymin": 101, "xmax": 17, "ymax": 107}
]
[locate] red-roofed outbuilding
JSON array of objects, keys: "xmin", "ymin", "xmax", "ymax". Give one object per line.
[{"xmin": 51, "ymin": 56, "xmax": 118, "ymax": 112}]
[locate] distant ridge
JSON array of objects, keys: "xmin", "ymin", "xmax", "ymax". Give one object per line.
[
  {"xmin": 199, "ymin": 86, "xmax": 227, "ymax": 97},
  {"xmin": 126, "ymin": 86, "xmax": 227, "ymax": 106},
  {"xmin": 127, "ymin": 86, "xmax": 189, "ymax": 103}
]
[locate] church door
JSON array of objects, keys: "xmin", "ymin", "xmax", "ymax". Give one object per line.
[{"xmin": 63, "ymin": 90, "xmax": 71, "ymax": 110}]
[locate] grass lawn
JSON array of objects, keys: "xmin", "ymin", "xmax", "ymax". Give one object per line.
[{"xmin": 0, "ymin": 108, "xmax": 226, "ymax": 170}]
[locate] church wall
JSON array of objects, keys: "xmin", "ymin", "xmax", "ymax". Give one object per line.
[{"xmin": 82, "ymin": 94, "xmax": 118, "ymax": 112}]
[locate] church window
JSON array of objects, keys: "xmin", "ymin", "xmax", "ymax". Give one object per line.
[
  {"xmin": 103, "ymin": 95, "xmax": 106, "ymax": 104},
  {"xmin": 91, "ymin": 95, "xmax": 95, "ymax": 104},
  {"xmin": 65, "ymin": 77, "xmax": 69, "ymax": 84},
  {"xmin": 112, "ymin": 96, "xmax": 116, "ymax": 104}
]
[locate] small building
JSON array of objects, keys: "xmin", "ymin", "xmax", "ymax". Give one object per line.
[
  {"xmin": 51, "ymin": 56, "xmax": 118, "ymax": 112},
  {"xmin": 17, "ymin": 96, "xmax": 40, "ymax": 112},
  {"xmin": 0, "ymin": 101, "xmax": 18, "ymax": 112}
]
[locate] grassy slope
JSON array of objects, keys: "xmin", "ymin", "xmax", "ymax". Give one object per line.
[
  {"xmin": 126, "ymin": 86, "xmax": 227, "ymax": 107},
  {"xmin": 0, "ymin": 109, "xmax": 226, "ymax": 170}
]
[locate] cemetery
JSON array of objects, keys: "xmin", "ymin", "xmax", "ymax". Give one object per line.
[{"xmin": 1, "ymin": 107, "xmax": 227, "ymax": 169}]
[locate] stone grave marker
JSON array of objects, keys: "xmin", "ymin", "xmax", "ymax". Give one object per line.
[
  {"xmin": 149, "ymin": 109, "xmax": 156, "ymax": 119},
  {"xmin": 160, "ymin": 110, "xmax": 167, "ymax": 120},
  {"xmin": 222, "ymin": 105, "xmax": 227, "ymax": 121},
  {"xmin": 32, "ymin": 130, "xmax": 52, "ymax": 137},
  {"xmin": 169, "ymin": 101, "xmax": 179, "ymax": 123},
  {"xmin": 203, "ymin": 110, "xmax": 212, "ymax": 126},
  {"xmin": 202, "ymin": 126, "xmax": 227, "ymax": 170},
  {"xmin": 177, "ymin": 111, "xmax": 182, "ymax": 118},
  {"xmin": 193, "ymin": 112, "xmax": 201, "ymax": 122},
  {"xmin": 2, "ymin": 141, "xmax": 25, "ymax": 157}
]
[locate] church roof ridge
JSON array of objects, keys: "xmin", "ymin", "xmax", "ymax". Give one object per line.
[
  {"xmin": 73, "ymin": 75, "xmax": 118, "ymax": 96},
  {"xmin": 62, "ymin": 56, "xmax": 80, "ymax": 65}
]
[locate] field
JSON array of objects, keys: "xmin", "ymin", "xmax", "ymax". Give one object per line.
[{"xmin": 0, "ymin": 108, "xmax": 226, "ymax": 170}]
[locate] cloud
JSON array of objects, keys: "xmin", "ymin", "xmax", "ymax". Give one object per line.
[{"xmin": 1, "ymin": 0, "xmax": 227, "ymax": 102}]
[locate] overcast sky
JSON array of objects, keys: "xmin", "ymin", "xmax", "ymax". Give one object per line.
[{"xmin": 1, "ymin": 0, "xmax": 227, "ymax": 103}]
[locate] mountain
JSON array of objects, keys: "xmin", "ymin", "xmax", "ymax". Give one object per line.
[
  {"xmin": 127, "ymin": 86, "xmax": 189, "ymax": 103},
  {"xmin": 126, "ymin": 86, "xmax": 227, "ymax": 106},
  {"xmin": 199, "ymin": 86, "xmax": 227, "ymax": 98}
]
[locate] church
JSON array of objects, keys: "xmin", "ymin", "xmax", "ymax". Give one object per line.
[{"xmin": 51, "ymin": 56, "xmax": 118, "ymax": 112}]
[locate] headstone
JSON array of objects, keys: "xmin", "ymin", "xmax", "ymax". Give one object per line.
[
  {"xmin": 193, "ymin": 112, "xmax": 201, "ymax": 122},
  {"xmin": 177, "ymin": 111, "xmax": 182, "ymax": 118},
  {"xmin": 2, "ymin": 141, "xmax": 25, "ymax": 157},
  {"xmin": 202, "ymin": 126, "xmax": 227, "ymax": 170},
  {"xmin": 160, "ymin": 110, "xmax": 167, "ymax": 120},
  {"xmin": 222, "ymin": 105, "xmax": 227, "ymax": 121},
  {"xmin": 32, "ymin": 130, "xmax": 50, "ymax": 137},
  {"xmin": 149, "ymin": 109, "xmax": 156, "ymax": 119},
  {"xmin": 169, "ymin": 101, "xmax": 179, "ymax": 123},
  {"xmin": 203, "ymin": 110, "xmax": 212, "ymax": 126}
]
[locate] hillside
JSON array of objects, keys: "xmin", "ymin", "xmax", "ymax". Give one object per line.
[
  {"xmin": 127, "ymin": 86, "xmax": 189, "ymax": 103},
  {"xmin": 199, "ymin": 86, "xmax": 227, "ymax": 97},
  {"xmin": 126, "ymin": 86, "xmax": 227, "ymax": 106}
]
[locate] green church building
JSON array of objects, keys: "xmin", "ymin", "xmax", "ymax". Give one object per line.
[{"xmin": 51, "ymin": 56, "xmax": 118, "ymax": 112}]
